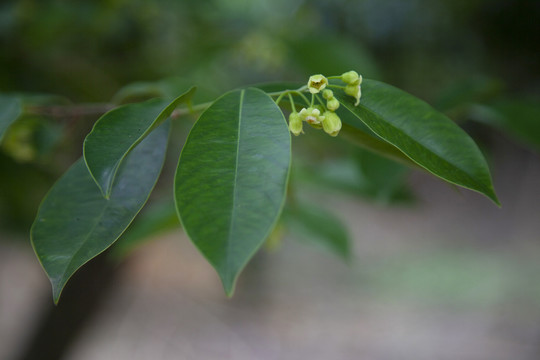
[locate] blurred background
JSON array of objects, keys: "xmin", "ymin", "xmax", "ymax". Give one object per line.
[{"xmin": 1, "ymin": 0, "xmax": 539, "ymax": 359}]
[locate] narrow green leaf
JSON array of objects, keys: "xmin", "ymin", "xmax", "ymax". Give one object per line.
[
  {"xmin": 84, "ymin": 87, "xmax": 195, "ymax": 197},
  {"xmin": 0, "ymin": 95, "xmax": 23, "ymax": 142},
  {"xmin": 334, "ymin": 79, "xmax": 499, "ymax": 205},
  {"xmin": 175, "ymin": 88, "xmax": 291, "ymax": 296},
  {"xmin": 283, "ymin": 203, "xmax": 351, "ymax": 261},
  {"xmin": 31, "ymin": 121, "xmax": 170, "ymax": 303}
]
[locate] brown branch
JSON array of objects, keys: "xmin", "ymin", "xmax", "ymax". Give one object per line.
[{"xmin": 26, "ymin": 104, "xmax": 116, "ymax": 118}]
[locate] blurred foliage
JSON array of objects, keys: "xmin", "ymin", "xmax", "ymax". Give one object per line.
[{"xmin": 0, "ymin": 0, "xmax": 539, "ymax": 232}]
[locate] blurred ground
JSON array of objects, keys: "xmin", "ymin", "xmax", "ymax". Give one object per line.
[{"xmin": 2, "ymin": 138, "xmax": 540, "ymax": 360}]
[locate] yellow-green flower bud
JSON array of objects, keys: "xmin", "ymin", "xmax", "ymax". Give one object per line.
[
  {"xmin": 341, "ymin": 71, "xmax": 360, "ymax": 85},
  {"xmin": 345, "ymin": 83, "xmax": 362, "ymax": 106},
  {"xmin": 299, "ymin": 107, "xmax": 324, "ymax": 125},
  {"xmin": 326, "ymin": 97, "xmax": 340, "ymax": 111},
  {"xmin": 288, "ymin": 112, "xmax": 303, "ymax": 136},
  {"xmin": 322, "ymin": 89, "xmax": 334, "ymax": 100},
  {"xmin": 307, "ymin": 74, "xmax": 328, "ymax": 94},
  {"xmin": 322, "ymin": 111, "xmax": 342, "ymax": 137}
]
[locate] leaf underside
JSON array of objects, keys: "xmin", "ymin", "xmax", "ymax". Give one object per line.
[
  {"xmin": 31, "ymin": 121, "xmax": 171, "ymax": 303},
  {"xmin": 84, "ymin": 87, "xmax": 195, "ymax": 197},
  {"xmin": 175, "ymin": 87, "xmax": 291, "ymax": 296}
]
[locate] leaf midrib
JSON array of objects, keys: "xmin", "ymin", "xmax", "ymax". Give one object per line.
[
  {"xmin": 343, "ymin": 101, "xmax": 491, "ymax": 194},
  {"xmin": 225, "ymin": 89, "xmax": 245, "ymax": 286}
]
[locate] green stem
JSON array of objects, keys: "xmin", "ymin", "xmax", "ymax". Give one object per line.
[
  {"xmin": 26, "ymin": 84, "xmax": 312, "ymax": 121},
  {"xmin": 326, "ymin": 75, "xmax": 342, "ymax": 80},
  {"xmin": 274, "ymin": 92, "xmax": 287, "ymax": 105},
  {"xmin": 292, "ymin": 91, "xmax": 311, "ymax": 107},
  {"xmin": 265, "ymin": 85, "xmax": 307, "ymax": 97},
  {"xmin": 327, "ymin": 84, "xmax": 346, "ymax": 90},
  {"xmin": 288, "ymin": 93, "xmax": 296, "ymax": 112},
  {"xmin": 315, "ymin": 94, "xmax": 326, "ymax": 108},
  {"xmin": 310, "ymin": 93, "xmax": 315, "ymax": 107},
  {"xmin": 171, "ymin": 101, "xmax": 212, "ymax": 119}
]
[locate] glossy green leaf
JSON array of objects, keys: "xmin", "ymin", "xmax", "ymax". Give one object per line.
[
  {"xmin": 0, "ymin": 95, "xmax": 22, "ymax": 142},
  {"xmin": 175, "ymin": 88, "xmax": 291, "ymax": 296},
  {"xmin": 31, "ymin": 121, "xmax": 170, "ymax": 303},
  {"xmin": 334, "ymin": 79, "xmax": 499, "ymax": 205},
  {"xmin": 283, "ymin": 202, "xmax": 351, "ymax": 261},
  {"xmin": 84, "ymin": 87, "xmax": 195, "ymax": 197}
]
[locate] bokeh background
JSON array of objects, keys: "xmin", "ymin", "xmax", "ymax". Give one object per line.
[{"xmin": 1, "ymin": 0, "xmax": 540, "ymax": 359}]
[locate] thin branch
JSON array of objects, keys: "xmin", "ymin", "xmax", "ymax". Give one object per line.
[{"xmin": 26, "ymin": 104, "xmax": 116, "ymax": 118}]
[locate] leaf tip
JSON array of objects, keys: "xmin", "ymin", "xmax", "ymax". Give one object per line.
[
  {"xmin": 220, "ymin": 272, "xmax": 238, "ymax": 298},
  {"xmin": 51, "ymin": 280, "xmax": 65, "ymax": 305},
  {"xmin": 490, "ymin": 193, "xmax": 502, "ymax": 208}
]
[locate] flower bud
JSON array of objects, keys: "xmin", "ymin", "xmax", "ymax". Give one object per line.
[
  {"xmin": 322, "ymin": 89, "xmax": 334, "ymax": 100},
  {"xmin": 326, "ymin": 97, "xmax": 340, "ymax": 111},
  {"xmin": 322, "ymin": 111, "xmax": 342, "ymax": 137},
  {"xmin": 307, "ymin": 74, "xmax": 328, "ymax": 94},
  {"xmin": 341, "ymin": 71, "xmax": 360, "ymax": 85},
  {"xmin": 345, "ymin": 83, "xmax": 361, "ymax": 106},
  {"xmin": 288, "ymin": 112, "xmax": 303, "ymax": 136}
]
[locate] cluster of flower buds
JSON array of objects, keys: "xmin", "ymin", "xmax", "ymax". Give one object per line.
[{"xmin": 287, "ymin": 71, "xmax": 362, "ymax": 137}]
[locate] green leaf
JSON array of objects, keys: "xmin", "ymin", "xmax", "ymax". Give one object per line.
[
  {"xmin": 283, "ymin": 202, "xmax": 351, "ymax": 261},
  {"xmin": 0, "ymin": 95, "xmax": 23, "ymax": 142},
  {"xmin": 339, "ymin": 123, "xmax": 419, "ymax": 168},
  {"xmin": 84, "ymin": 87, "xmax": 195, "ymax": 198},
  {"xmin": 334, "ymin": 79, "xmax": 499, "ymax": 205},
  {"xmin": 469, "ymin": 99, "xmax": 540, "ymax": 152},
  {"xmin": 31, "ymin": 121, "xmax": 170, "ymax": 304},
  {"xmin": 175, "ymin": 88, "xmax": 291, "ymax": 296}
]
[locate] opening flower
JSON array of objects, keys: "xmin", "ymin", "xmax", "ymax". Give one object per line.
[
  {"xmin": 345, "ymin": 83, "xmax": 361, "ymax": 106},
  {"xmin": 307, "ymin": 74, "xmax": 328, "ymax": 94},
  {"xmin": 299, "ymin": 107, "xmax": 324, "ymax": 125}
]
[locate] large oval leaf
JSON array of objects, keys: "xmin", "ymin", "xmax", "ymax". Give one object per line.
[
  {"xmin": 175, "ymin": 87, "xmax": 291, "ymax": 296},
  {"xmin": 84, "ymin": 87, "xmax": 195, "ymax": 198},
  {"xmin": 0, "ymin": 95, "xmax": 22, "ymax": 142},
  {"xmin": 31, "ymin": 121, "xmax": 170, "ymax": 303},
  {"xmin": 334, "ymin": 79, "xmax": 499, "ymax": 204}
]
